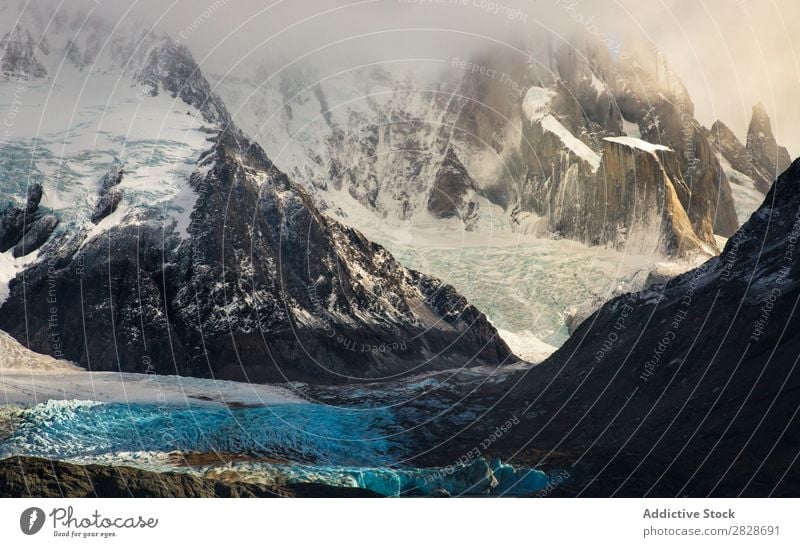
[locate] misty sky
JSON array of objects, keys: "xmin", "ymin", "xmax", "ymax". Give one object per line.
[{"xmin": 17, "ymin": 0, "xmax": 800, "ymax": 154}]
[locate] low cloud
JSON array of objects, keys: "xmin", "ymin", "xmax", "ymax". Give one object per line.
[{"xmin": 9, "ymin": 0, "xmax": 800, "ymax": 155}]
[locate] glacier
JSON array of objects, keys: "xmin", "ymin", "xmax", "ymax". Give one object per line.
[
  {"xmin": 0, "ymin": 72, "xmax": 209, "ymax": 239},
  {"xmin": 364, "ymin": 224, "xmax": 666, "ymax": 348},
  {"xmin": 0, "ymin": 399, "xmax": 400, "ymax": 466},
  {"xmin": 0, "ymin": 399, "xmax": 551, "ymax": 496}
]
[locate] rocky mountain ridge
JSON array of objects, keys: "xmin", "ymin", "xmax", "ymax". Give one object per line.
[
  {"xmin": 709, "ymin": 103, "xmax": 791, "ymax": 214},
  {"xmin": 0, "ymin": 18, "xmax": 513, "ymax": 382},
  {"xmin": 214, "ymin": 33, "xmax": 787, "ymax": 258}
]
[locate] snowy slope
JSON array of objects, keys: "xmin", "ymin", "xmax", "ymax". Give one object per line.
[
  {"xmin": 719, "ymin": 155, "xmax": 766, "ymax": 224},
  {"xmin": 0, "ymin": 6, "xmax": 221, "ymax": 251},
  {"xmin": 0, "ymin": 74, "xmax": 209, "ymax": 237},
  {"xmin": 0, "ymin": 12, "xmax": 222, "ymax": 316}
]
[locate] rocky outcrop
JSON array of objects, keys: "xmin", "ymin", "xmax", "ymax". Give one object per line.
[
  {"xmin": 590, "ymin": 137, "xmax": 709, "ymax": 255},
  {"xmin": 11, "ymin": 214, "xmax": 58, "ymax": 258},
  {"xmin": 710, "ymin": 120, "xmax": 767, "ymax": 191},
  {"xmin": 0, "ymin": 185, "xmax": 40, "ymax": 251},
  {"xmin": 745, "ymin": 103, "xmax": 792, "ymax": 190},
  {"xmin": 0, "ymin": 183, "xmax": 57, "ymax": 256},
  {"xmin": 427, "ymin": 148, "xmax": 480, "ymax": 229},
  {"xmin": 709, "ymin": 107, "xmax": 792, "ymax": 197},
  {"xmin": 91, "ymin": 167, "xmax": 125, "ymax": 223},
  {"xmin": 513, "ymin": 89, "xmax": 601, "ymax": 239},
  {"xmin": 613, "ymin": 42, "xmax": 739, "ymax": 239},
  {"xmin": 91, "ymin": 190, "xmax": 122, "ymax": 224},
  {"xmin": 0, "ymin": 456, "xmax": 380, "ymax": 497},
  {"xmin": 136, "ymin": 38, "xmax": 231, "ymax": 125}
]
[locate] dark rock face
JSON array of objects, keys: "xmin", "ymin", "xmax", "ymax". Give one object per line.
[
  {"xmin": 0, "ymin": 456, "xmax": 381, "ymax": 498},
  {"xmin": 709, "ymin": 120, "xmax": 766, "ymax": 191},
  {"xmin": 98, "ymin": 167, "xmax": 124, "ymax": 194},
  {"xmin": 427, "ymin": 149, "xmax": 479, "ymax": 229},
  {"xmin": 0, "ymin": 127, "xmax": 513, "ymax": 383},
  {"xmin": 90, "ymin": 189, "xmax": 123, "ymax": 224},
  {"xmin": 0, "ymin": 183, "xmax": 55, "ymax": 256},
  {"xmin": 91, "ymin": 167, "xmax": 125, "ymax": 224},
  {"xmin": 0, "ymin": 208, "xmax": 28, "ymax": 252},
  {"xmin": 709, "ymin": 110, "xmax": 792, "ymax": 196},
  {"xmin": 421, "ymin": 159, "xmax": 800, "ymax": 496},
  {"xmin": 11, "ymin": 214, "xmax": 58, "ymax": 258},
  {"xmin": 1, "ymin": 184, "xmax": 40, "ymax": 251},
  {"xmin": 25, "ymin": 183, "xmax": 43, "ymax": 212}
]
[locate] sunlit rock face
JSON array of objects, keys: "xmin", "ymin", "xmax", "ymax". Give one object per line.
[
  {"xmin": 511, "ymin": 110, "xmax": 712, "ymax": 256},
  {"xmin": 611, "ymin": 39, "xmax": 739, "ymax": 240},
  {"xmin": 589, "ymin": 138, "xmax": 709, "ymax": 256}
]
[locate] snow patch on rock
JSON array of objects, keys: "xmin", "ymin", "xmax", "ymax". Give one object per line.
[
  {"xmin": 604, "ymin": 136, "xmax": 671, "ymax": 154},
  {"xmin": 542, "ymin": 115, "xmax": 601, "ymax": 171},
  {"xmin": 522, "ymin": 86, "xmax": 555, "ymax": 122}
]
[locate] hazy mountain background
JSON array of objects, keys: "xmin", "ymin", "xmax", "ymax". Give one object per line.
[{"xmin": 4, "ymin": 0, "xmax": 795, "ymax": 155}]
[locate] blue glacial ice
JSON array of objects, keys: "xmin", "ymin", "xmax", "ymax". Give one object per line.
[
  {"xmin": 0, "ymin": 400, "xmax": 551, "ymax": 496},
  {"xmin": 0, "ymin": 399, "xmax": 399, "ymax": 466}
]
